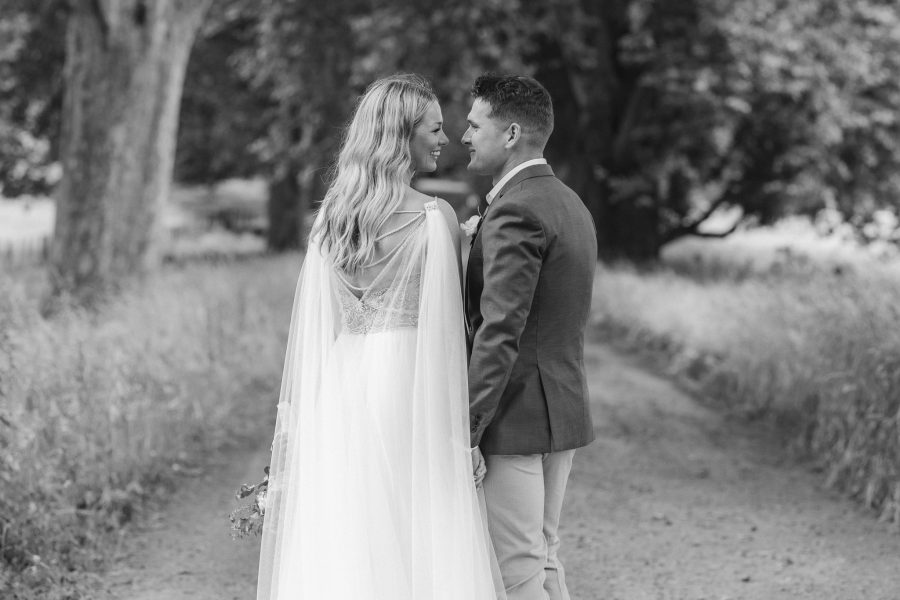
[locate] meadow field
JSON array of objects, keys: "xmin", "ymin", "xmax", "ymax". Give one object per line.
[
  {"xmin": 0, "ymin": 181, "xmax": 268, "ymax": 271},
  {"xmin": 2, "ymin": 208, "xmax": 900, "ymax": 597}
]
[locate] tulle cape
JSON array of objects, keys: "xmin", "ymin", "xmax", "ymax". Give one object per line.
[{"xmin": 256, "ymin": 202, "xmax": 503, "ymax": 599}]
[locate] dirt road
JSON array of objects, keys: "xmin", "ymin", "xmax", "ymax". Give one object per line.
[{"xmin": 107, "ymin": 341, "xmax": 900, "ymax": 600}]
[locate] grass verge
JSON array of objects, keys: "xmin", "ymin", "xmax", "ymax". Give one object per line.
[
  {"xmin": 0, "ymin": 254, "xmax": 300, "ymax": 599},
  {"xmin": 592, "ymin": 258, "xmax": 900, "ymax": 529}
]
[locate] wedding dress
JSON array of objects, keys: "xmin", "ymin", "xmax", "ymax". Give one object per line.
[{"xmin": 257, "ymin": 200, "xmax": 503, "ymax": 600}]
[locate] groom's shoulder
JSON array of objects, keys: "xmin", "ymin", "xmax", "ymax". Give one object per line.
[
  {"xmin": 501, "ymin": 173, "xmax": 577, "ymax": 213},
  {"xmin": 516, "ymin": 171, "xmax": 570, "ymax": 196}
]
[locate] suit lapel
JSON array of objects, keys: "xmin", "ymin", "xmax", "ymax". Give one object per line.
[
  {"xmin": 470, "ymin": 214, "xmax": 486, "ymax": 250},
  {"xmin": 465, "ymin": 163, "xmax": 555, "ymax": 335}
]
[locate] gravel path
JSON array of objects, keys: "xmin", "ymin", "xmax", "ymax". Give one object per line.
[{"xmin": 107, "ymin": 341, "xmax": 900, "ymax": 600}]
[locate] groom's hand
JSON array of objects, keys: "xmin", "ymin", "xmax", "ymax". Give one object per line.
[{"xmin": 471, "ymin": 447, "xmax": 486, "ymax": 487}]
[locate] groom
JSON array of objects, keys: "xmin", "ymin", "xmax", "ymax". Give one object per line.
[{"xmin": 463, "ymin": 74, "xmax": 597, "ymax": 600}]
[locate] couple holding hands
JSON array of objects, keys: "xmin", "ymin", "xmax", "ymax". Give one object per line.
[{"xmin": 256, "ymin": 72, "xmax": 596, "ymax": 600}]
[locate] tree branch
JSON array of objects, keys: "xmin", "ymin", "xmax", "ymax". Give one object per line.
[
  {"xmin": 688, "ymin": 220, "xmax": 741, "ymax": 239},
  {"xmin": 687, "ymin": 193, "xmax": 730, "ymax": 229},
  {"xmin": 661, "ymin": 114, "xmax": 753, "ymax": 245},
  {"xmin": 662, "ymin": 192, "xmax": 737, "ymax": 244}
]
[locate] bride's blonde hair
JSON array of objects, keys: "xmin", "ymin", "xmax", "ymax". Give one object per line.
[{"xmin": 313, "ymin": 74, "xmax": 437, "ymax": 273}]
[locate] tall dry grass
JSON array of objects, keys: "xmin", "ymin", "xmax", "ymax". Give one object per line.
[
  {"xmin": 0, "ymin": 255, "xmax": 300, "ymax": 598},
  {"xmin": 593, "ymin": 250, "xmax": 900, "ymax": 528}
]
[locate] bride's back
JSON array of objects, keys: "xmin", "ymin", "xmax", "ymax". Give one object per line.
[{"xmin": 338, "ymin": 188, "xmax": 434, "ymax": 292}]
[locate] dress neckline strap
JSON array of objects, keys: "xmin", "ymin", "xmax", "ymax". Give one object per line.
[
  {"xmin": 393, "ymin": 197, "xmax": 439, "ymax": 214},
  {"xmin": 375, "ymin": 211, "xmax": 426, "ymax": 242}
]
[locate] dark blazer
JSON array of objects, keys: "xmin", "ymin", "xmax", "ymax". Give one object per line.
[{"xmin": 466, "ymin": 163, "xmax": 597, "ymax": 455}]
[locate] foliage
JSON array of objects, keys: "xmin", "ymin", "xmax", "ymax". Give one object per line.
[
  {"xmin": 174, "ymin": 2, "xmax": 272, "ymax": 185},
  {"xmin": 348, "ymin": 0, "xmax": 529, "ymax": 185},
  {"xmin": 0, "ymin": 256, "xmax": 297, "ymax": 598},
  {"xmin": 0, "ymin": 0, "xmax": 65, "ymax": 197},
  {"xmin": 427, "ymin": 0, "xmax": 900, "ymax": 258},
  {"xmin": 603, "ymin": 0, "xmax": 900, "ymax": 252},
  {"xmin": 717, "ymin": 0, "xmax": 900, "ymax": 226},
  {"xmin": 1, "ymin": 0, "xmax": 898, "ymax": 256}
]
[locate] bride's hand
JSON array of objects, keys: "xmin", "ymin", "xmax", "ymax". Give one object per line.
[{"xmin": 471, "ymin": 447, "xmax": 486, "ymax": 487}]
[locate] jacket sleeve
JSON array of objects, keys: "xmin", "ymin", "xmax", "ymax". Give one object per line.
[{"xmin": 468, "ymin": 198, "xmax": 545, "ymax": 447}]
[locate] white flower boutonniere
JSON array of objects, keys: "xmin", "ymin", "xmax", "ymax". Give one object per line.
[{"xmin": 460, "ymin": 215, "xmax": 481, "ymax": 239}]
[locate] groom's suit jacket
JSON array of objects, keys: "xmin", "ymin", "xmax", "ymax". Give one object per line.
[{"xmin": 466, "ymin": 163, "xmax": 597, "ymax": 455}]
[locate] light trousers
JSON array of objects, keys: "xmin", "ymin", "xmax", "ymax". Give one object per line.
[{"xmin": 482, "ymin": 450, "xmax": 576, "ymax": 600}]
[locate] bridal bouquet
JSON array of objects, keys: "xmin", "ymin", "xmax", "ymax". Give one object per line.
[{"xmin": 229, "ymin": 466, "xmax": 268, "ymax": 539}]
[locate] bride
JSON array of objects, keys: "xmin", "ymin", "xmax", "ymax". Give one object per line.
[{"xmin": 256, "ymin": 74, "xmax": 504, "ymax": 600}]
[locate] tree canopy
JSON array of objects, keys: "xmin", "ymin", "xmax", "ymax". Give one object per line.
[{"xmin": 2, "ymin": 0, "xmax": 898, "ymax": 264}]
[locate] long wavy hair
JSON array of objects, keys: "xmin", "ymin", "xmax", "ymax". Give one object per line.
[{"xmin": 312, "ymin": 74, "xmax": 437, "ymax": 273}]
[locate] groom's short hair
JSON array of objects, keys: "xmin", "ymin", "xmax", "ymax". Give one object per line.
[{"xmin": 472, "ymin": 73, "xmax": 554, "ymax": 149}]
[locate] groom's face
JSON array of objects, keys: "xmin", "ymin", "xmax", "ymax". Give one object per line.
[{"xmin": 462, "ymin": 98, "xmax": 511, "ymax": 179}]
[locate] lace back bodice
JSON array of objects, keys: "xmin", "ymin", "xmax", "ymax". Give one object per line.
[
  {"xmin": 336, "ymin": 272, "xmax": 422, "ymax": 334},
  {"xmin": 334, "ymin": 201, "xmax": 436, "ymax": 335}
]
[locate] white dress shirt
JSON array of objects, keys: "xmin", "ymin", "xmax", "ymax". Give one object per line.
[{"xmin": 485, "ymin": 158, "xmax": 548, "ymax": 205}]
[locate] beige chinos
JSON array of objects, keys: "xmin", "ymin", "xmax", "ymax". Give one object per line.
[{"xmin": 483, "ymin": 451, "xmax": 576, "ymax": 600}]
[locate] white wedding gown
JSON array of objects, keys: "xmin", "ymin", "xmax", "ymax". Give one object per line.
[{"xmin": 257, "ymin": 200, "xmax": 504, "ymax": 600}]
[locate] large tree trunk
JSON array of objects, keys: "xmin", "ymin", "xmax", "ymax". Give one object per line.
[
  {"xmin": 534, "ymin": 0, "xmax": 642, "ymax": 261},
  {"xmin": 267, "ymin": 160, "xmax": 323, "ymax": 251},
  {"xmin": 50, "ymin": 0, "xmax": 212, "ymax": 305},
  {"xmin": 536, "ymin": 0, "xmax": 707, "ymax": 263},
  {"xmin": 266, "ymin": 159, "xmax": 304, "ymax": 251}
]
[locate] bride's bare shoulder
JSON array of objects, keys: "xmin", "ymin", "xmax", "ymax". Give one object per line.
[
  {"xmin": 399, "ymin": 188, "xmax": 458, "ymax": 234},
  {"xmin": 435, "ymin": 197, "xmax": 457, "ymax": 225},
  {"xmin": 397, "ymin": 187, "xmax": 432, "ymax": 212}
]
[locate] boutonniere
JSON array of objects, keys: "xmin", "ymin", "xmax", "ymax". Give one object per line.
[{"xmin": 460, "ymin": 215, "xmax": 481, "ymax": 240}]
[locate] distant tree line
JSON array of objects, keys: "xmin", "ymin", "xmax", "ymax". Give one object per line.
[{"xmin": 0, "ymin": 0, "xmax": 898, "ymax": 302}]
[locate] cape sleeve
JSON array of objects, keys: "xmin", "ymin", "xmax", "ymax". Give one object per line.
[
  {"xmin": 257, "ymin": 240, "xmax": 338, "ymax": 600},
  {"xmin": 412, "ymin": 202, "xmax": 505, "ymax": 599}
]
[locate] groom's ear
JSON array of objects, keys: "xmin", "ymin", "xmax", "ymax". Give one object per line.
[{"xmin": 504, "ymin": 122, "xmax": 521, "ymax": 149}]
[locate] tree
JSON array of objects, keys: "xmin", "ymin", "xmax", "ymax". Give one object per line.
[
  {"xmin": 245, "ymin": 0, "xmax": 533, "ymax": 251},
  {"xmin": 526, "ymin": 0, "xmax": 900, "ymax": 260},
  {"xmin": 16, "ymin": 0, "xmax": 895, "ymax": 266},
  {"xmin": 242, "ymin": 0, "xmax": 371, "ymax": 251},
  {"xmin": 174, "ymin": 1, "xmax": 271, "ymax": 186},
  {"xmin": 730, "ymin": 0, "xmax": 900, "ymax": 231},
  {"xmin": 51, "ymin": 0, "xmax": 213, "ymax": 305}
]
